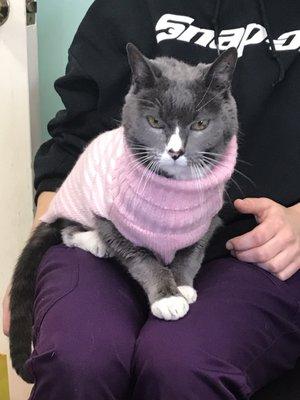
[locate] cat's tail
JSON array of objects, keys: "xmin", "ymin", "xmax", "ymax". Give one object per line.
[{"xmin": 9, "ymin": 222, "xmax": 61, "ymax": 383}]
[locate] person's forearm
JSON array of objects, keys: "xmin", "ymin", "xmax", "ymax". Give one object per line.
[{"xmin": 33, "ymin": 191, "xmax": 55, "ymax": 229}]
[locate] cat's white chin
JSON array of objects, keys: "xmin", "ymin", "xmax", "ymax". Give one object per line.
[
  {"xmin": 159, "ymin": 161, "xmax": 193, "ymax": 180},
  {"xmin": 159, "ymin": 153, "xmax": 210, "ymax": 180},
  {"xmin": 151, "ymin": 296, "xmax": 189, "ymax": 320}
]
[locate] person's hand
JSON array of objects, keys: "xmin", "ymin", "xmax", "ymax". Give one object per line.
[
  {"xmin": 2, "ymin": 191, "xmax": 56, "ymax": 336},
  {"xmin": 226, "ymin": 198, "xmax": 300, "ymax": 281}
]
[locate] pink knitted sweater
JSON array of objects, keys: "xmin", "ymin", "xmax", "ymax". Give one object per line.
[{"xmin": 41, "ymin": 127, "xmax": 237, "ymax": 264}]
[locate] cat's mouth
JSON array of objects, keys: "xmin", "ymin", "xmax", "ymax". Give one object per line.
[
  {"xmin": 162, "ymin": 164, "xmax": 211, "ymax": 181},
  {"xmin": 127, "ymin": 140, "xmax": 215, "ymax": 181},
  {"xmin": 157, "ymin": 153, "xmax": 214, "ymax": 180}
]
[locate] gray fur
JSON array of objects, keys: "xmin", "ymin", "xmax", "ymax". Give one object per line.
[
  {"xmin": 95, "ymin": 215, "xmax": 222, "ymax": 307},
  {"xmin": 171, "ymin": 216, "xmax": 222, "ymax": 287},
  {"xmin": 95, "ymin": 217, "xmax": 179, "ymax": 304}
]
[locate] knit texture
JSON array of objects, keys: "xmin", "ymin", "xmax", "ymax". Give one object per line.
[{"xmin": 41, "ymin": 127, "xmax": 238, "ymax": 264}]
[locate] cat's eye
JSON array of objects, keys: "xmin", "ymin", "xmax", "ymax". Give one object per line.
[
  {"xmin": 191, "ymin": 120, "xmax": 209, "ymax": 131},
  {"xmin": 146, "ymin": 115, "xmax": 163, "ymax": 129}
]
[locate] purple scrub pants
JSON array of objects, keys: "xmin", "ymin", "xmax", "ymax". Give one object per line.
[{"xmin": 27, "ymin": 244, "xmax": 300, "ymax": 399}]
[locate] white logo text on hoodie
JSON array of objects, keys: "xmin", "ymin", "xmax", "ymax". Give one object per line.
[{"xmin": 155, "ymin": 14, "xmax": 300, "ymax": 57}]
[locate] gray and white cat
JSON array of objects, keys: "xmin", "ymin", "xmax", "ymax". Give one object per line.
[{"xmin": 9, "ymin": 44, "xmax": 238, "ymax": 382}]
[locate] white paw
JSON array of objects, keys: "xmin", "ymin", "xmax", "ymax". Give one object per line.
[
  {"xmin": 177, "ymin": 286, "xmax": 197, "ymax": 304},
  {"xmin": 61, "ymin": 227, "xmax": 77, "ymax": 248},
  {"xmin": 151, "ymin": 296, "xmax": 189, "ymax": 321},
  {"xmin": 62, "ymin": 228, "xmax": 107, "ymax": 258}
]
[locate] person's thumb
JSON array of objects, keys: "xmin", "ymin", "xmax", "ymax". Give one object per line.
[{"xmin": 234, "ymin": 197, "xmax": 273, "ymax": 223}]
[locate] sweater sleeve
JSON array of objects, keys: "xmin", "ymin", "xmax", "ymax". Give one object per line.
[{"xmin": 33, "ymin": 0, "xmax": 132, "ymax": 202}]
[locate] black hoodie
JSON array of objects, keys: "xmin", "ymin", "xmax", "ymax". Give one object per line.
[{"xmin": 34, "ymin": 0, "xmax": 300, "ymax": 262}]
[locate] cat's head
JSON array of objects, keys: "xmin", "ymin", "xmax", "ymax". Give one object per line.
[{"xmin": 122, "ymin": 44, "xmax": 238, "ymax": 180}]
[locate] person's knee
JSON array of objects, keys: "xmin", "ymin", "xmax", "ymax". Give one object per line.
[
  {"xmin": 134, "ymin": 329, "xmax": 191, "ymax": 380},
  {"xmin": 28, "ymin": 334, "xmax": 132, "ymax": 399},
  {"xmin": 134, "ymin": 326, "xmax": 250, "ymax": 396},
  {"xmin": 30, "ymin": 328, "xmax": 132, "ymax": 396},
  {"xmin": 54, "ymin": 331, "xmax": 129, "ymax": 382}
]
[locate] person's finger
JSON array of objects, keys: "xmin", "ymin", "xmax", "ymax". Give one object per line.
[
  {"xmin": 226, "ymin": 219, "xmax": 278, "ymax": 251},
  {"xmin": 275, "ymin": 263, "xmax": 300, "ymax": 281},
  {"xmin": 257, "ymin": 245, "xmax": 299, "ymax": 275},
  {"xmin": 234, "ymin": 197, "xmax": 275, "ymax": 223},
  {"xmin": 234, "ymin": 233, "xmax": 285, "ymax": 263}
]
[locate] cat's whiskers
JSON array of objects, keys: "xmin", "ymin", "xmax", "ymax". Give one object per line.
[
  {"xmin": 111, "ymin": 117, "xmax": 122, "ymax": 125},
  {"xmin": 154, "ymin": 98, "xmax": 162, "ymax": 108},
  {"xmin": 198, "ymin": 158, "xmax": 211, "ymax": 178},
  {"xmin": 141, "ymin": 158, "xmax": 160, "ymax": 196},
  {"xmin": 127, "ymin": 143, "xmax": 155, "ymax": 152},
  {"xmin": 126, "ymin": 154, "xmax": 155, "ymax": 170},
  {"xmin": 125, "ymin": 158, "xmax": 156, "ymax": 211},
  {"xmin": 138, "ymin": 159, "xmax": 156, "ymax": 196},
  {"xmin": 200, "ymin": 155, "xmax": 245, "ymax": 197},
  {"xmin": 200, "ymin": 154, "xmax": 256, "ymax": 188},
  {"xmin": 198, "ymin": 150, "xmax": 252, "ymax": 166},
  {"xmin": 127, "ymin": 153, "xmax": 154, "ymax": 162},
  {"xmin": 128, "ymin": 143, "xmax": 154, "ymax": 149},
  {"xmin": 127, "ymin": 143, "xmax": 157, "ymax": 159},
  {"xmin": 195, "ymin": 72, "xmax": 215, "ymax": 110},
  {"xmin": 191, "ymin": 165, "xmax": 199, "ymax": 192},
  {"xmin": 143, "ymin": 159, "xmax": 160, "ymax": 198},
  {"xmin": 132, "ymin": 157, "xmax": 156, "ymax": 207},
  {"xmin": 124, "ymin": 154, "xmax": 158, "ymax": 186},
  {"xmin": 126, "ymin": 145, "xmax": 157, "ymax": 164},
  {"xmin": 129, "ymin": 148, "xmax": 153, "ymax": 153},
  {"xmin": 192, "ymin": 163, "xmax": 204, "ymax": 195},
  {"xmin": 196, "ymin": 84, "xmax": 231, "ymax": 112},
  {"xmin": 130, "ymin": 152, "xmax": 155, "ymax": 160},
  {"xmin": 191, "ymin": 156, "xmax": 213, "ymax": 196},
  {"xmin": 196, "ymin": 158, "xmax": 233, "ymax": 205},
  {"xmin": 135, "ymin": 98, "xmax": 159, "ymax": 108},
  {"xmin": 131, "ymin": 158, "xmax": 159, "ymax": 212}
]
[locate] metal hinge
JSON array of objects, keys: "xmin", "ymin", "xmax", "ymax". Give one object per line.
[
  {"xmin": 0, "ymin": 0, "xmax": 9, "ymax": 27},
  {"xmin": 26, "ymin": 0, "xmax": 37, "ymax": 25}
]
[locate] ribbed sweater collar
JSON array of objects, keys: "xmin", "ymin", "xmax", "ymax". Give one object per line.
[
  {"xmin": 109, "ymin": 128, "xmax": 237, "ymax": 264},
  {"xmin": 113, "ymin": 129, "xmax": 238, "ymax": 209}
]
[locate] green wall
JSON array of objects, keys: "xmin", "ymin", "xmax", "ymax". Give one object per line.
[{"xmin": 37, "ymin": 0, "xmax": 94, "ymax": 140}]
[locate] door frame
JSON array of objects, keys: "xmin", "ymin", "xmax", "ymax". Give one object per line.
[{"xmin": 0, "ymin": 0, "xmax": 40, "ymax": 398}]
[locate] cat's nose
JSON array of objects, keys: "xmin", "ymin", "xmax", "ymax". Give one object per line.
[{"xmin": 168, "ymin": 148, "xmax": 184, "ymax": 160}]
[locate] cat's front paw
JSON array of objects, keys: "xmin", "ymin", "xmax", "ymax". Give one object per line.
[
  {"xmin": 177, "ymin": 286, "xmax": 197, "ymax": 304},
  {"xmin": 151, "ymin": 296, "xmax": 189, "ymax": 321}
]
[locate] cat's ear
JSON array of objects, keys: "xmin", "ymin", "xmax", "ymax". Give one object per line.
[
  {"xmin": 126, "ymin": 43, "xmax": 157, "ymax": 91},
  {"xmin": 204, "ymin": 47, "xmax": 238, "ymax": 92}
]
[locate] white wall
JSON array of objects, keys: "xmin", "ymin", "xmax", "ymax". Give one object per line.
[
  {"xmin": 0, "ymin": 1, "xmax": 39, "ymax": 398},
  {"xmin": 0, "ymin": 2, "xmax": 91, "ymax": 398}
]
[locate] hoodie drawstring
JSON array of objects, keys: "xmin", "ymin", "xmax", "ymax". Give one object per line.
[
  {"xmin": 212, "ymin": 0, "xmax": 285, "ymax": 85},
  {"xmin": 258, "ymin": 0, "xmax": 285, "ymax": 86},
  {"xmin": 212, "ymin": 0, "xmax": 221, "ymax": 55}
]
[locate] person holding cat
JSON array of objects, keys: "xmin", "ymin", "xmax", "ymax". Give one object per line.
[{"xmin": 3, "ymin": 1, "xmax": 300, "ymax": 399}]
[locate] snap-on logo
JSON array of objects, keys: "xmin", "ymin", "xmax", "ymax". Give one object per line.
[{"xmin": 155, "ymin": 13, "xmax": 300, "ymax": 57}]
